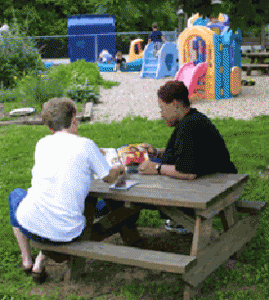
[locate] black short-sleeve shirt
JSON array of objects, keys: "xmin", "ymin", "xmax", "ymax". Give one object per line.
[
  {"xmin": 115, "ymin": 57, "xmax": 126, "ymax": 64},
  {"xmin": 162, "ymin": 108, "xmax": 237, "ymax": 177}
]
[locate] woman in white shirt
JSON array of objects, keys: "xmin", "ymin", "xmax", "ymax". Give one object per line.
[{"xmin": 8, "ymin": 97, "xmax": 125, "ymax": 283}]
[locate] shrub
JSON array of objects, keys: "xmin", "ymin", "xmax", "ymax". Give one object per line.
[
  {"xmin": 45, "ymin": 59, "xmax": 103, "ymax": 90},
  {"xmin": 65, "ymin": 78, "xmax": 99, "ymax": 104},
  {"xmin": 15, "ymin": 75, "xmax": 65, "ymax": 107},
  {"xmin": 0, "ymin": 13, "xmax": 46, "ymax": 89},
  {"xmin": 0, "ymin": 87, "xmax": 17, "ymax": 103}
]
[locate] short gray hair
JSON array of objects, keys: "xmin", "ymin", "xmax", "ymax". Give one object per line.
[{"xmin": 41, "ymin": 97, "xmax": 77, "ymax": 132}]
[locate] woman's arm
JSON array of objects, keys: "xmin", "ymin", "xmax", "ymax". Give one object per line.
[
  {"xmin": 103, "ymin": 165, "xmax": 125, "ymax": 184},
  {"xmin": 160, "ymin": 164, "xmax": 197, "ymax": 180}
]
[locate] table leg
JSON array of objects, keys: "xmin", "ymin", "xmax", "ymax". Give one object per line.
[
  {"xmin": 219, "ymin": 203, "xmax": 239, "ymax": 232},
  {"xmin": 65, "ymin": 196, "xmax": 98, "ymax": 283},
  {"xmin": 191, "ymin": 216, "xmax": 213, "ymax": 256},
  {"xmin": 90, "ymin": 204, "xmax": 143, "ymax": 242},
  {"xmin": 65, "ymin": 256, "xmax": 88, "ymax": 283},
  {"xmin": 102, "ymin": 199, "xmax": 143, "ymax": 246},
  {"xmin": 183, "ymin": 283, "xmax": 203, "ymax": 300},
  {"xmin": 219, "ymin": 203, "xmax": 246, "ymax": 259},
  {"xmin": 120, "ymin": 211, "xmax": 144, "ymax": 247}
]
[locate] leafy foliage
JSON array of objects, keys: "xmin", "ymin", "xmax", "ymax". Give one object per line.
[
  {"xmin": 0, "ymin": 11, "xmax": 46, "ymax": 89},
  {"xmin": 45, "ymin": 59, "xmax": 103, "ymax": 91}
]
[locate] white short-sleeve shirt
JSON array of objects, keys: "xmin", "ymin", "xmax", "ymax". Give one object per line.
[{"xmin": 16, "ymin": 132, "xmax": 111, "ymax": 242}]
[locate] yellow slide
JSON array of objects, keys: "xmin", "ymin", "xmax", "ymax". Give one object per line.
[{"xmin": 128, "ymin": 39, "xmax": 144, "ymax": 62}]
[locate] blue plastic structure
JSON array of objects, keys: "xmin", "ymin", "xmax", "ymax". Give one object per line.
[
  {"xmin": 97, "ymin": 58, "xmax": 143, "ymax": 72},
  {"xmin": 67, "ymin": 14, "xmax": 116, "ymax": 63},
  {"xmin": 140, "ymin": 42, "xmax": 178, "ymax": 79}
]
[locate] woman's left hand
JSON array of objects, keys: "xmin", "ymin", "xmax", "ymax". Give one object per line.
[{"xmin": 138, "ymin": 161, "xmax": 158, "ymax": 175}]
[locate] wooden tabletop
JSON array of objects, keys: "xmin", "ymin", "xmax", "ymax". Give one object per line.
[{"xmin": 89, "ymin": 173, "xmax": 249, "ymax": 210}]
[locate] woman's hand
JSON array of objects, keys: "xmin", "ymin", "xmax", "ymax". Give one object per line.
[
  {"xmin": 103, "ymin": 164, "xmax": 126, "ymax": 184},
  {"xmin": 141, "ymin": 143, "xmax": 158, "ymax": 158},
  {"xmin": 138, "ymin": 160, "xmax": 158, "ymax": 175}
]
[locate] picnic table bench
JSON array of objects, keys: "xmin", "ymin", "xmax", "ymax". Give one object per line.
[
  {"xmin": 32, "ymin": 170, "xmax": 266, "ymax": 299},
  {"xmin": 241, "ymin": 52, "xmax": 269, "ymax": 75}
]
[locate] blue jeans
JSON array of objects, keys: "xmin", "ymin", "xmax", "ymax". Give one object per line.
[{"xmin": 8, "ymin": 188, "xmax": 82, "ymax": 245}]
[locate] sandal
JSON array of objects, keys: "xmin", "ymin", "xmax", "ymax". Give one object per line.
[{"xmin": 32, "ymin": 266, "xmax": 47, "ymax": 284}]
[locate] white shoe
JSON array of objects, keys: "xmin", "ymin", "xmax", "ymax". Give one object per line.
[{"xmin": 165, "ymin": 220, "xmax": 191, "ymax": 234}]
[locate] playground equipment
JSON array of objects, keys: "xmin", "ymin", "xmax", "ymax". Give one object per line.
[
  {"xmin": 128, "ymin": 39, "xmax": 144, "ymax": 62},
  {"xmin": 175, "ymin": 13, "xmax": 242, "ymax": 100},
  {"xmin": 97, "ymin": 58, "xmax": 143, "ymax": 72},
  {"xmin": 97, "ymin": 39, "xmax": 144, "ymax": 72},
  {"xmin": 140, "ymin": 42, "xmax": 179, "ymax": 79}
]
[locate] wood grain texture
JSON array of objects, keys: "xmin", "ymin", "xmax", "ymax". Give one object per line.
[
  {"xmin": 32, "ymin": 240, "xmax": 197, "ymax": 274},
  {"xmin": 89, "ymin": 174, "xmax": 249, "ymax": 210},
  {"xmin": 182, "ymin": 215, "xmax": 260, "ymax": 287}
]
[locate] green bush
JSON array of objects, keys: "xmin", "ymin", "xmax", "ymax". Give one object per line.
[
  {"xmin": 0, "ymin": 88, "xmax": 17, "ymax": 103},
  {"xmin": 65, "ymin": 81, "xmax": 99, "ymax": 104},
  {"xmin": 45, "ymin": 59, "xmax": 103, "ymax": 90},
  {"xmin": 0, "ymin": 14, "xmax": 46, "ymax": 89},
  {"xmin": 14, "ymin": 75, "xmax": 65, "ymax": 107}
]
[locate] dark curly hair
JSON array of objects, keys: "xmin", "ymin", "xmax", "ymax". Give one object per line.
[{"xmin": 157, "ymin": 81, "xmax": 190, "ymax": 107}]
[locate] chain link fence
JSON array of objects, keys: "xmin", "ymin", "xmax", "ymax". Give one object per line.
[{"xmin": 23, "ymin": 31, "xmax": 178, "ymax": 61}]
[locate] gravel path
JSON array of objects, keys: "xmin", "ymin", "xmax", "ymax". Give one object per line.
[{"xmin": 92, "ymin": 72, "xmax": 269, "ymax": 123}]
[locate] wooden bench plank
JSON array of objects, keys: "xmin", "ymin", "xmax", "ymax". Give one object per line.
[
  {"xmin": 236, "ymin": 200, "xmax": 267, "ymax": 215},
  {"xmin": 241, "ymin": 64, "xmax": 269, "ymax": 68},
  {"xmin": 32, "ymin": 240, "xmax": 197, "ymax": 274}
]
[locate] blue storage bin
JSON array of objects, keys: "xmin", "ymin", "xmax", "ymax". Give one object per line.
[{"xmin": 67, "ymin": 14, "xmax": 116, "ymax": 63}]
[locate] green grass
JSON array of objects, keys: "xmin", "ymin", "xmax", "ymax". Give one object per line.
[{"xmin": 1, "ymin": 115, "xmax": 269, "ymax": 299}]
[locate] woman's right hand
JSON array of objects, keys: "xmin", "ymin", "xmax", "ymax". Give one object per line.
[{"xmin": 103, "ymin": 163, "xmax": 126, "ymax": 184}]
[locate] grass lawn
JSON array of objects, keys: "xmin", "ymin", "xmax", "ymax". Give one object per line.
[{"xmin": 1, "ymin": 115, "xmax": 269, "ymax": 299}]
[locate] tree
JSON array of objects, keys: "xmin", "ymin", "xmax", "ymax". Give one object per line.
[{"xmin": 172, "ymin": 0, "xmax": 269, "ymax": 32}]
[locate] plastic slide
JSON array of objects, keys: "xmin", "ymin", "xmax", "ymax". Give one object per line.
[{"xmin": 174, "ymin": 61, "xmax": 208, "ymax": 96}]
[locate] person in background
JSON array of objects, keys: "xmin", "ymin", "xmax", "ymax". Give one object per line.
[
  {"xmin": 148, "ymin": 22, "xmax": 166, "ymax": 57},
  {"xmin": 114, "ymin": 51, "xmax": 127, "ymax": 71},
  {"xmin": 138, "ymin": 81, "xmax": 238, "ymax": 234},
  {"xmin": 8, "ymin": 97, "xmax": 125, "ymax": 283},
  {"xmin": 98, "ymin": 49, "xmax": 114, "ymax": 63}
]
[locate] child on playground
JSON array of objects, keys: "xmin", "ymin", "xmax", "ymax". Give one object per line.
[
  {"xmin": 114, "ymin": 51, "xmax": 127, "ymax": 71},
  {"xmin": 148, "ymin": 22, "xmax": 166, "ymax": 57},
  {"xmin": 98, "ymin": 49, "xmax": 114, "ymax": 63}
]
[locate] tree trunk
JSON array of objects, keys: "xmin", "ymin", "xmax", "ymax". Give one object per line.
[{"xmin": 261, "ymin": 23, "xmax": 266, "ymax": 52}]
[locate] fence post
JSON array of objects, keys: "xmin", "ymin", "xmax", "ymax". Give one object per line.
[{"xmin": 95, "ymin": 34, "xmax": 98, "ymax": 62}]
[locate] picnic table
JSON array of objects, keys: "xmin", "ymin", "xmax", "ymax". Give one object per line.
[
  {"xmin": 32, "ymin": 171, "xmax": 266, "ymax": 299},
  {"xmin": 241, "ymin": 52, "xmax": 269, "ymax": 75}
]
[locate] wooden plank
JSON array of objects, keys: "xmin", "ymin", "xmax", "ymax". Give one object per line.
[
  {"xmin": 82, "ymin": 102, "xmax": 93, "ymax": 121},
  {"xmin": 65, "ymin": 256, "xmax": 87, "ymax": 283},
  {"xmin": 182, "ymin": 214, "xmax": 260, "ymax": 287},
  {"xmin": 64, "ymin": 195, "xmax": 97, "ymax": 282},
  {"xmin": 219, "ymin": 203, "xmax": 239, "ymax": 232},
  {"xmin": 241, "ymin": 64, "xmax": 269, "ymax": 68},
  {"xmin": 31, "ymin": 241, "xmax": 197, "ymax": 274},
  {"xmin": 89, "ymin": 174, "xmax": 249, "ymax": 210},
  {"xmin": 191, "ymin": 216, "xmax": 202, "ymax": 257},
  {"xmin": 197, "ymin": 177, "xmax": 248, "ymax": 219},
  {"xmin": 236, "ymin": 200, "xmax": 267, "ymax": 215}
]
